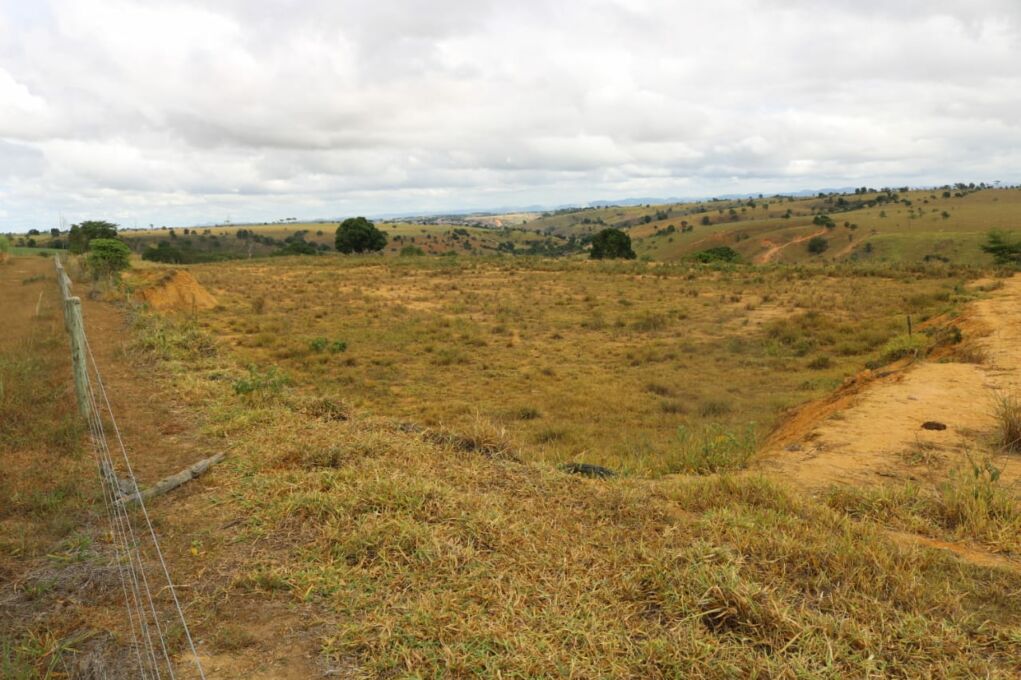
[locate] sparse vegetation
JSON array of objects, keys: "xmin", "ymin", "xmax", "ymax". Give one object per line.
[{"xmin": 5, "ymin": 191, "xmax": 1021, "ymax": 676}]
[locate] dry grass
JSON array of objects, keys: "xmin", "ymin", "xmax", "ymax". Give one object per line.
[
  {"xmin": 827, "ymin": 454, "xmax": 1021, "ymax": 555},
  {"xmin": 0, "ymin": 274, "xmax": 97, "ymax": 678},
  {"xmin": 993, "ymin": 392, "xmax": 1021, "ymax": 453},
  {"xmin": 183, "ymin": 257, "xmax": 969, "ymax": 476},
  {"xmin": 116, "ymin": 280, "xmax": 1021, "ymax": 677}
]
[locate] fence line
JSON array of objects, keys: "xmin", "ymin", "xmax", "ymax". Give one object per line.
[{"xmin": 54, "ymin": 256, "xmax": 206, "ymax": 680}]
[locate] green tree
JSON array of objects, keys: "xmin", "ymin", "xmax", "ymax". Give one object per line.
[
  {"xmin": 68, "ymin": 220, "xmax": 118, "ymax": 253},
  {"xmin": 141, "ymin": 241, "xmax": 184, "ymax": 263},
  {"xmin": 981, "ymin": 231, "xmax": 1021, "ymax": 265},
  {"xmin": 590, "ymin": 228, "xmax": 636, "ymax": 260},
  {"xmin": 0, "ymin": 234, "xmax": 9, "ymax": 261},
  {"xmin": 86, "ymin": 238, "xmax": 131, "ymax": 276},
  {"xmin": 335, "ymin": 217, "xmax": 387, "ymax": 254},
  {"xmin": 807, "ymin": 236, "xmax": 829, "ymax": 255}
]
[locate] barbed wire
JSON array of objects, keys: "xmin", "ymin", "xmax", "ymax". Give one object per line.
[{"xmin": 55, "ymin": 257, "xmax": 206, "ymax": 679}]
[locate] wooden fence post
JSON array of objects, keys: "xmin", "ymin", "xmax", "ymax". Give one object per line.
[{"xmin": 65, "ymin": 296, "xmax": 91, "ymax": 420}]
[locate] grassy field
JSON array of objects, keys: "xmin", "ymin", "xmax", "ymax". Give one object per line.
[
  {"xmin": 4, "ymin": 251, "xmax": 1021, "ymax": 676},
  {"xmin": 114, "ymin": 259, "xmax": 1021, "ymax": 676},
  {"xmin": 174, "ymin": 257, "xmax": 974, "ymax": 476}
]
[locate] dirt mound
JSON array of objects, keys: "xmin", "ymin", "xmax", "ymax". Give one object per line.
[{"xmin": 134, "ymin": 269, "xmax": 217, "ymax": 312}]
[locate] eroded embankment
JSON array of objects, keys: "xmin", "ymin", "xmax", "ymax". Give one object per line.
[{"xmin": 758, "ymin": 277, "xmax": 1021, "ymax": 492}]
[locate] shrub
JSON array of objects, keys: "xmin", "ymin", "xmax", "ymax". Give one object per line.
[
  {"xmin": 878, "ymin": 334, "xmax": 928, "ymax": 364},
  {"xmin": 807, "ymin": 355, "xmax": 833, "ymax": 370},
  {"xmin": 85, "ymin": 238, "xmax": 131, "ymax": 276},
  {"xmin": 692, "ymin": 246, "xmax": 740, "ymax": 263},
  {"xmin": 806, "ymin": 236, "xmax": 829, "ymax": 254},
  {"xmin": 589, "ymin": 228, "xmax": 636, "ymax": 260},
  {"xmin": 399, "ymin": 245, "xmax": 425, "ymax": 256},
  {"xmin": 981, "ymin": 231, "xmax": 1021, "ymax": 265},
  {"xmin": 233, "ymin": 365, "xmax": 290, "ymax": 399},
  {"xmin": 336, "ymin": 217, "xmax": 387, "ymax": 254}
]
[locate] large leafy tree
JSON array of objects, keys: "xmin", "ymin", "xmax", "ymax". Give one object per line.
[
  {"xmin": 68, "ymin": 220, "xmax": 118, "ymax": 254},
  {"xmin": 335, "ymin": 217, "xmax": 387, "ymax": 254},
  {"xmin": 590, "ymin": 228, "xmax": 636, "ymax": 260}
]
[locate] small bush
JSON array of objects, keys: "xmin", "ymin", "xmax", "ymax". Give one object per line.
[
  {"xmin": 807, "ymin": 355, "xmax": 833, "ymax": 370},
  {"xmin": 233, "ymin": 365, "xmax": 290, "ymax": 399},
  {"xmin": 512, "ymin": 406, "xmax": 541, "ymax": 420},
  {"xmin": 645, "ymin": 382, "xmax": 674, "ymax": 397},
  {"xmin": 878, "ymin": 334, "xmax": 929, "ymax": 364},
  {"xmin": 659, "ymin": 400, "xmax": 685, "ymax": 414}
]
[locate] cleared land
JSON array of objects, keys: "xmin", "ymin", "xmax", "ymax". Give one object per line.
[
  {"xmin": 3, "ymin": 251, "xmax": 1021, "ymax": 677},
  {"xmin": 188, "ymin": 257, "xmax": 970, "ymax": 475}
]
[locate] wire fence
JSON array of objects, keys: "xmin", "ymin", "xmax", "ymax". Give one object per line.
[{"xmin": 54, "ymin": 256, "xmax": 206, "ymax": 679}]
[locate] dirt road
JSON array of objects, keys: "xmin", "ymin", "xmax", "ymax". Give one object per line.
[{"xmin": 760, "ymin": 277, "xmax": 1021, "ymax": 492}]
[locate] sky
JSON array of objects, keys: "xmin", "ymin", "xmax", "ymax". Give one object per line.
[{"xmin": 1, "ymin": 0, "xmax": 1020, "ymax": 231}]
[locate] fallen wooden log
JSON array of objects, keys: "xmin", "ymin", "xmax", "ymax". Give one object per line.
[{"xmin": 120, "ymin": 452, "xmax": 226, "ymax": 506}]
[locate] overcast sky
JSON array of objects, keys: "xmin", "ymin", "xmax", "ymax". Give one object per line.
[{"xmin": 1, "ymin": 0, "xmax": 1020, "ymax": 231}]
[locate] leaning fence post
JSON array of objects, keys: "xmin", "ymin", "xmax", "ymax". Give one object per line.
[{"xmin": 65, "ymin": 296, "xmax": 91, "ymax": 420}]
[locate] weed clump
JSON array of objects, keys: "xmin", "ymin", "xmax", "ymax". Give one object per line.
[
  {"xmin": 233, "ymin": 365, "xmax": 290, "ymax": 400},
  {"xmin": 992, "ymin": 392, "xmax": 1021, "ymax": 452},
  {"xmin": 669, "ymin": 423, "xmax": 757, "ymax": 473},
  {"xmin": 877, "ymin": 333, "xmax": 929, "ymax": 364}
]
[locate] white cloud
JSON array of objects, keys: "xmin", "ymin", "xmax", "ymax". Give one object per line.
[{"xmin": 0, "ymin": 0, "xmax": 1019, "ymax": 229}]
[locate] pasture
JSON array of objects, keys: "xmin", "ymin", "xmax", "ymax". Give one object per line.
[{"xmin": 187, "ymin": 257, "xmax": 969, "ymax": 475}]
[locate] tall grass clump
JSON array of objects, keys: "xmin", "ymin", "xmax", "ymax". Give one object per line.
[
  {"xmin": 826, "ymin": 455, "xmax": 1021, "ymax": 553},
  {"xmin": 992, "ymin": 392, "xmax": 1021, "ymax": 452},
  {"xmin": 668, "ymin": 423, "xmax": 757, "ymax": 474}
]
